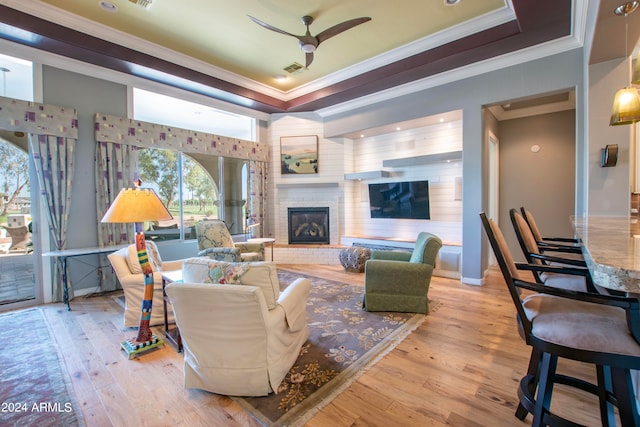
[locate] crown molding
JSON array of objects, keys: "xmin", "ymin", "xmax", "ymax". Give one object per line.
[{"xmin": 316, "ymin": 35, "xmax": 583, "ymax": 118}]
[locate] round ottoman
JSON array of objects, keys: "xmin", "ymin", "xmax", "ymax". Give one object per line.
[{"xmin": 339, "ymin": 246, "xmax": 371, "ymax": 273}]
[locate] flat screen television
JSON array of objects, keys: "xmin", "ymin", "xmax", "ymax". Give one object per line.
[{"xmin": 368, "ymin": 180, "xmax": 430, "ymax": 219}]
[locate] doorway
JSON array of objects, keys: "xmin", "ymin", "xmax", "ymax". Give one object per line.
[
  {"xmin": 0, "ymin": 133, "xmax": 40, "ymax": 310},
  {"xmin": 488, "ymin": 131, "xmax": 499, "ymax": 266}
]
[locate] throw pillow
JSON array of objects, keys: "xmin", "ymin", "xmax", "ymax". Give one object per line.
[
  {"xmin": 207, "ymin": 265, "xmax": 224, "ymax": 283},
  {"xmin": 204, "ymin": 262, "xmax": 250, "ymax": 284},
  {"xmin": 125, "ymin": 240, "xmax": 162, "ymax": 274}
]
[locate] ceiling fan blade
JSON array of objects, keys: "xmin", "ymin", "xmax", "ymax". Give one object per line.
[
  {"xmin": 247, "ymin": 15, "xmax": 300, "ymax": 39},
  {"xmin": 305, "ymin": 52, "xmax": 314, "ymax": 68},
  {"xmin": 316, "ymin": 17, "xmax": 371, "ymax": 44}
]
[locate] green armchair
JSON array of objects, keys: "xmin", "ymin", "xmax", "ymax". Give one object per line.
[{"xmin": 363, "ymin": 232, "xmax": 442, "ymax": 314}]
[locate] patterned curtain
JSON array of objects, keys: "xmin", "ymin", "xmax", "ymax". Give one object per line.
[
  {"xmin": 95, "ymin": 141, "xmax": 138, "ymax": 291},
  {"xmin": 29, "ymin": 134, "xmax": 76, "ymax": 302},
  {"xmin": 249, "ymin": 160, "xmax": 268, "ymax": 237}
]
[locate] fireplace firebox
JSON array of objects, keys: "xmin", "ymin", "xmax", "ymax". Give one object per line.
[{"xmin": 288, "ymin": 207, "xmax": 330, "ymax": 245}]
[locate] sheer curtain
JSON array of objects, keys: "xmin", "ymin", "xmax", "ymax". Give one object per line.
[{"xmin": 29, "ymin": 134, "xmax": 76, "ymax": 302}]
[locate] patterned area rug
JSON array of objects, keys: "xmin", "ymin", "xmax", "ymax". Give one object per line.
[
  {"xmin": 232, "ymin": 270, "xmax": 435, "ymax": 427},
  {"xmin": 0, "ymin": 308, "xmax": 84, "ymax": 426}
]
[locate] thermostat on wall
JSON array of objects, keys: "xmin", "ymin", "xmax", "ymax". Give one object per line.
[{"xmin": 601, "ymin": 144, "xmax": 618, "ymax": 167}]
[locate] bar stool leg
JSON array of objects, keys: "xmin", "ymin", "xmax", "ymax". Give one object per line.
[
  {"xmin": 532, "ymin": 352, "xmax": 557, "ymax": 427},
  {"xmin": 597, "ymin": 365, "xmax": 616, "ymax": 427},
  {"xmin": 611, "ymin": 367, "xmax": 640, "ymax": 427}
]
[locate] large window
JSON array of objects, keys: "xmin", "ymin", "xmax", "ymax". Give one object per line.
[{"xmin": 133, "ymin": 89, "xmax": 256, "ymax": 241}]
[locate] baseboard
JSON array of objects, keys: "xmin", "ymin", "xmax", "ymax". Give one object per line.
[{"xmin": 461, "ymin": 276, "xmax": 484, "ymax": 286}]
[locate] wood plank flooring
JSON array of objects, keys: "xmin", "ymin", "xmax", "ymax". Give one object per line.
[{"xmin": 30, "ymin": 265, "xmax": 605, "ymax": 426}]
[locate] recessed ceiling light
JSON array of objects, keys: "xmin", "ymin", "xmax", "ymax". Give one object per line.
[
  {"xmin": 444, "ymin": 0, "xmax": 461, "ymax": 5},
  {"xmin": 274, "ymin": 75, "xmax": 287, "ymax": 82},
  {"xmin": 99, "ymin": 1, "xmax": 118, "ymax": 12}
]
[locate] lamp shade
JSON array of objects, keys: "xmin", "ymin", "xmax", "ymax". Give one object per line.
[
  {"xmin": 610, "ymin": 87, "xmax": 640, "ymax": 125},
  {"xmin": 101, "ymin": 187, "xmax": 173, "ymax": 223}
]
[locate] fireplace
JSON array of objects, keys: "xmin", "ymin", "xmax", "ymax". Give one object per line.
[{"xmin": 288, "ymin": 207, "xmax": 330, "ymax": 245}]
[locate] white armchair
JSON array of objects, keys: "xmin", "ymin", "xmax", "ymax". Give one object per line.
[
  {"xmin": 166, "ymin": 258, "xmax": 310, "ymax": 396},
  {"xmin": 107, "ymin": 241, "xmax": 183, "ymax": 328}
]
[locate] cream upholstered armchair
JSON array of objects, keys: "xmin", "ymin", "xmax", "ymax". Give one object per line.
[
  {"xmin": 107, "ymin": 240, "xmax": 183, "ymax": 328},
  {"xmin": 195, "ymin": 219, "xmax": 264, "ymax": 262},
  {"xmin": 166, "ymin": 258, "xmax": 310, "ymax": 396}
]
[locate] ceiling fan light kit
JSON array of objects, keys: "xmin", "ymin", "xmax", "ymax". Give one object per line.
[{"xmin": 247, "ymin": 14, "xmax": 371, "ymax": 68}]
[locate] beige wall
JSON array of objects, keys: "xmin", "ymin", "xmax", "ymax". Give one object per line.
[{"xmin": 497, "ymin": 110, "xmax": 576, "ymax": 262}]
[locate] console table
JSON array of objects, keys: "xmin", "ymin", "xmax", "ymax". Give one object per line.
[{"xmin": 42, "ymin": 244, "xmax": 127, "ymax": 310}]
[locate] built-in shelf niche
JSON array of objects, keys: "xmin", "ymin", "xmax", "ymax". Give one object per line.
[
  {"xmin": 382, "ymin": 150, "xmax": 462, "ymax": 168},
  {"xmin": 344, "ymin": 170, "xmax": 392, "ymax": 180},
  {"xmin": 276, "ymin": 182, "xmax": 340, "ymax": 188}
]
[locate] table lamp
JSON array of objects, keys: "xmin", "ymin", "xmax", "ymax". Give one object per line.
[{"xmin": 101, "ymin": 181, "xmax": 173, "ymax": 359}]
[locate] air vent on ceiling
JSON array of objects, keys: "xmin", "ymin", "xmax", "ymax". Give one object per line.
[
  {"xmin": 283, "ymin": 62, "xmax": 305, "ymax": 74},
  {"xmin": 129, "ymin": 0, "xmax": 153, "ymax": 8}
]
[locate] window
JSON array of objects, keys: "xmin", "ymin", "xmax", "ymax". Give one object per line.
[
  {"xmin": 133, "ymin": 89, "xmax": 255, "ymax": 241},
  {"xmin": 0, "ymin": 53, "xmax": 33, "ymax": 101}
]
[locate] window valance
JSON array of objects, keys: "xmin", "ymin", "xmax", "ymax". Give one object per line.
[
  {"xmin": 95, "ymin": 113, "xmax": 269, "ymax": 162},
  {"xmin": 0, "ymin": 96, "xmax": 78, "ymax": 138}
]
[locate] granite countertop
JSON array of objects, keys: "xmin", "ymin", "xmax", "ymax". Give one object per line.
[{"xmin": 571, "ymin": 216, "xmax": 640, "ymax": 293}]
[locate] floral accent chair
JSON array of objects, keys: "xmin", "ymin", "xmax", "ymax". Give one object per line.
[{"xmin": 195, "ymin": 219, "xmax": 265, "ymax": 262}]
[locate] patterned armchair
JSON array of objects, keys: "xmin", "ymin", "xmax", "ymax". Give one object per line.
[{"xmin": 195, "ymin": 219, "xmax": 264, "ymax": 262}]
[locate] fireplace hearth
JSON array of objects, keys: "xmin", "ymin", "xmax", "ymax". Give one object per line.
[{"xmin": 288, "ymin": 207, "xmax": 330, "ymax": 245}]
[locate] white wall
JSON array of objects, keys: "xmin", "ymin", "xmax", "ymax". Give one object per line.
[
  {"xmin": 268, "ymin": 113, "xmax": 345, "ymax": 245},
  {"xmin": 588, "ymin": 58, "xmax": 633, "ymax": 215}
]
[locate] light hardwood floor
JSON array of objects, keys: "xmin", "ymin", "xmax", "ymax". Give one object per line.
[{"xmin": 33, "ymin": 265, "xmax": 605, "ymax": 427}]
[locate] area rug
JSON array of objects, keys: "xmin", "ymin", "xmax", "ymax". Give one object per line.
[
  {"xmin": 0, "ymin": 308, "xmax": 84, "ymax": 426},
  {"xmin": 231, "ymin": 270, "xmax": 435, "ymax": 427}
]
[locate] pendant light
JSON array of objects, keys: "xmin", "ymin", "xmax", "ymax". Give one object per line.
[{"xmin": 610, "ymin": 1, "xmax": 640, "ymax": 126}]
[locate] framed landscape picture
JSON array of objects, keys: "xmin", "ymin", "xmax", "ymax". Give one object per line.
[{"xmin": 280, "ymin": 135, "xmax": 318, "ymax": 174}]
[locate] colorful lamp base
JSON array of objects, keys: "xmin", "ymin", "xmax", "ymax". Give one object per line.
[{"xmin": 120, "ymin": 334, "xmax": 164, "ymax": 360}]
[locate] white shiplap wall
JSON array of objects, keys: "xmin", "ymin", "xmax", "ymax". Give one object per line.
[
  {"xmin": 344, "ymin": 120, "xmax": 463, "ymax": 244},
  {"xmin": 269, "ymin": 113, "xmax": 345, "ymax": 248},
  {"xmin": 267, "ymin": 114, "xmax": 463, "ymax": 264}
]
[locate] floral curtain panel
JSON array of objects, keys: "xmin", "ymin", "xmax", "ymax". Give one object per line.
[
  {"xmin": 0, "ymin": 96, "xmax": 78, "ymax": 137},
  {"xmin": 95, "ymin": 113, "xmax": 269, "ymax": 161},
  {"xmin": 29, "ymin": 134, "xmax": 76, "ymax": 303},
  {"xmin": 94, "ymin": 141, "xmax": 139, "ymax": 292},
  {"xmin": 95, "ymin": 141, "xmax": 138, "ymax": 247},
  {"xmin": 0, "ymin": 96, "xmax": 79, "ymax": 303},
  {"xmin": 95, "ymin": 113, "xmax": 271, "ymax": 239}
]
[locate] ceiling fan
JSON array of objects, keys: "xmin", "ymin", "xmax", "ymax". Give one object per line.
[{"xmin": 247, "ymin": 14, "xmax": 372, "ymax": 68}]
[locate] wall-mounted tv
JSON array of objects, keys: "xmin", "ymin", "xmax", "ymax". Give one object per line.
[{"xmin": 369, "ymin": 180, "xmax": 431, "ymax": 219}]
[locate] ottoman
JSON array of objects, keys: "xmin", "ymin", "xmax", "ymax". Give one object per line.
[{"xmin": 339, "ymin": 246, "xmax": 371, "ymax": 273}]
